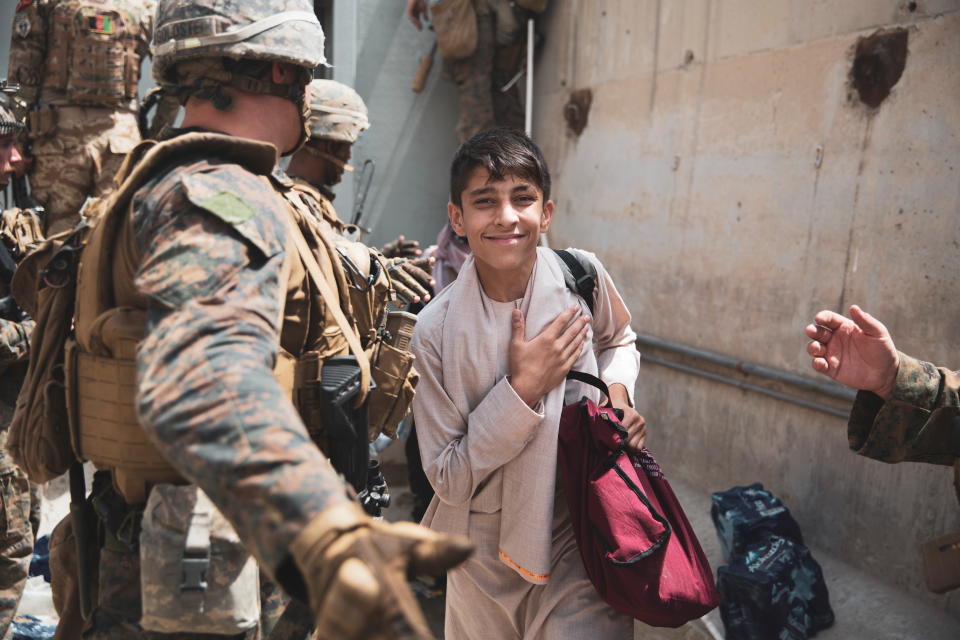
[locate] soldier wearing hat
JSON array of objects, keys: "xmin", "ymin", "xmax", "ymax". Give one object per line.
[
  {"xmin": 287, "ymin": 78, "xmax": 434, "ymax": 306},
  {"xmin": 35, "ymin": 1, "xmax": 470, "ymax": 638},
  {"xmin": 0, "ymin": 83, "xmax": 41, "ymax": 640}
]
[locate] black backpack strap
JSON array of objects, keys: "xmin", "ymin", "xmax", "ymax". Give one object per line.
[
  {"xmin": 553, "ymin": 248, "xmax": 596, "ymax": 314},
  {"xmin": 566, "ymin": 370, "xmax": 610, "ymax": 400}
]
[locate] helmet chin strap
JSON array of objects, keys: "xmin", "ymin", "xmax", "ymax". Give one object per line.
[
  {"xmin": 283, "ymin": 88, "xmax": 312, "ymax": 157},
  {"xmin": 303, "ymin": 144, "xmax": 354, "ymax": 172}
]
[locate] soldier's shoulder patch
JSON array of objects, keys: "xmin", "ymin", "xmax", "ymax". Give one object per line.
[{"xmin": 180, "ymin": 164, "xmax": 284, "ymax": 258}]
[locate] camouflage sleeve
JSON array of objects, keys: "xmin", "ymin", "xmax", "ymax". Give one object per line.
[
  {"xmin": 8, "ymin": 0, "xmax": 49, "ymax": 108},
  {"xmin": 131, "ymin": 162, "xmax": 350, "ymax": 591},
  {"xmin": 0, "ymin": 318, "xmax": 33, "ymax": 363},
  {"xmin": 847, "ymin": 352, "xmax": 960, "ymax": 466}
]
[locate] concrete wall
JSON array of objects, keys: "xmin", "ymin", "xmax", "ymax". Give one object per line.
[
  {"xmin": 534, "ymin": 0, "xmax": 960, "ymax": 616},
  {"xmin": 343, "ymin": 0, "xmax": 461, "ymax": 251}
]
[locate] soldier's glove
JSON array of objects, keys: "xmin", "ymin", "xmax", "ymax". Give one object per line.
[
  {"xmin": 292, "ymin": 502, "xmax": 472, "ymax": 640},
  {"xmin": 387, "ymin": 257, "xmax": 435, "ymax": 305},
  {"xmin": 381, "ymin": 235, "xmax": 422, "ymax": 259}
]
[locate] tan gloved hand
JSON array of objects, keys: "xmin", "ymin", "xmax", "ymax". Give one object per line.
[
  {"xmin": 293, "ymin": 502, "xmax": 472, "ymax": 640},
  {"xmin": 387, "ymin": 257, "xmax": 435, "ymax": 305}
]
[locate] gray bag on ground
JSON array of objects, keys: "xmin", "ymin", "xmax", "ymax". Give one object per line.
[{"xmin": 139, "ymin": 484, "xmax": 260, "ymax": 634}]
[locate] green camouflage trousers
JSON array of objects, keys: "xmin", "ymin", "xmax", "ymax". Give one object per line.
[
  {"xmin": 444, "ymin": 0, "xmax": 525, "ymax": 143},
  {"xmin": 29, "ymin": 107, "xmax": 139, "ymax": 235},
  {"xmin": 0, "ymin": 469, "xmax": 34, "ymax": 638}
]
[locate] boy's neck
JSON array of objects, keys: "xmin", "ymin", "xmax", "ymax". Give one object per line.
[{"xmin": 474, "ymin": 252, "xmax": 538, "ymax": 302}]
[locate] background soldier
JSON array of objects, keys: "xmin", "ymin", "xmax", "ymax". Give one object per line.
[
  {"xmin": 286, "ymin": 78, "xmax": 435, "ymax": 305},
  {"xmin": 38, "ymin": 1, "xmax": 469, "ymax": 638},
  {"xmin": 405, "ymin": 0, "xmax": 526, "ymax": 143},
  {"xmin": 8, "ymin": 0, "xmax": 155, "ymax": 235},
  {"xmin": 0, "ymin": 86, "xmax": 40, "ymax": 640}
]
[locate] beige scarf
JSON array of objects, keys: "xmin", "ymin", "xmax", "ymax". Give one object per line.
[{"xmin": 440, "ymin": 247, "xmax": 602, "ymax": 583}]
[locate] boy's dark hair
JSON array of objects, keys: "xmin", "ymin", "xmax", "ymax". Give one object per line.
[{"xmin": 449, "ymin": 128, "xmax": 551, "ymax": 207}]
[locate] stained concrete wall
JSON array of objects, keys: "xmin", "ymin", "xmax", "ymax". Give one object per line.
[{"xmin": 534, "ymin": 0, "xmax": 960, "ymax": 616}]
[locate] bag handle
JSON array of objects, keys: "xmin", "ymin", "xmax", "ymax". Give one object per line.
[
  {"xmin": 566, "ymin": 370, "xmax": 625, "ymax": 420},
  {"xmin": 566, "ymin": 370, "xmax": 609, "ymax": 399}
]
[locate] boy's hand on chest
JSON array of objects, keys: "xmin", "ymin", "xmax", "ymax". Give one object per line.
[{"xmin": 507, "ymin": 305, "xmax": 590, "ymax": 408}]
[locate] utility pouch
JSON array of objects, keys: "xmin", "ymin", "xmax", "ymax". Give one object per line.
[
  {"xmin": 319, "ymin": 356, "xmax": 369, "ymax": 492},
  {"xmin": 921, "ymin": 530, "xmax": 960, "ymax": 593},
  {"xmin": 8, "ymin": 228, "xmax": 84, "ymax": 483},
  {"xmin": 432, "ymin": 0, "xmax": 478, "ymax": 60},
  {"xmin": 367, "ymin": 311, "xmax": 419, "ymax": 440},
  {"xmin": 27, "ymin": 106, "xmax": 57, "ymax": 138},
  {"xmin": 139, "ymin": 484, "xmax": 260, "ymax": 635}
]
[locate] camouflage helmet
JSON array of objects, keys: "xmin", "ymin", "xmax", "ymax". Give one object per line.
[
  {"xmin": 306, "ymin": 80, "xmax": 370, "ymax": 144},
  {"xmin": 151, "ymin": 0, "xmax": 327, "ymax": 85},
  {"xmin": 0, "ymin": 82, "xmax": 25, "ymax": 137}
]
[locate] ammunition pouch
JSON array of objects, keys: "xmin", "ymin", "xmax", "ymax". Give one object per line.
[
  {"xmin": 27, "ymin": 106, "xmax": 57, "ymax": 138},
  {"xmin": 139, "ymin": 484, "xmax": 260, "ymax": 635},
  {"xmin": 367, "ymin": 340, "xmax": 418, "ymax": 440}
]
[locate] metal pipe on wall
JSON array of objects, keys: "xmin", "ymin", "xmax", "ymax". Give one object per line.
[
  {"xmin": 635, "ymin": 333, "xmax": 856, "ymax": 402},
  {"xmin": 640, "ymin": 353, "xmax": 851, "ymax": 420}
]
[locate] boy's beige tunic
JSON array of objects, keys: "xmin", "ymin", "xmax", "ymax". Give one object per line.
[{"xmin": 411, "ymin": 247, "xmax": 639, "ymax": 638}]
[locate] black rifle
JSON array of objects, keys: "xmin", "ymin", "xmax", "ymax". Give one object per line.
[
  {"xmin": 0, "ymin": 239, "xmax": 25, "ymax": 322},
  {"xmin": 318, "ymin": 356, "xmax": 371, "ymax": 493},
  {"xmin": 349, "ymin": 159, "xmax": 375, "ymax": 237},
  {"xmin": 10, "ymin": 174, "xmax": 45, "ymax": 219},
  {"xmin": 357, "ymin": 459, "xmax": 391, "ymax": 518}
]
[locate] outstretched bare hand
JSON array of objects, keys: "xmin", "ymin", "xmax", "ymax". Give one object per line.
[
  {"xmin": 804, "ymin": 304, "xmax": 900, "ymax": 399},
  {"xmin": 509, "ymin": 306, "xmax": 590, "ymax": 408}
]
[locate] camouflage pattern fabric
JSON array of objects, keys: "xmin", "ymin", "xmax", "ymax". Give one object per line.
[
  {"xmin": 0, "ymin": 319, "xmax": 33, "ymax": 367},
  {"xmin": 9, "ymin": 0, "xmax": 154, "ymax": 109},
  {"xmin": 29, "ymin": 107, "xmax": 139, "ymax": 235},
  {"xmin": 84, "ymin": 543, "xmax": 254, "ymax": 640},
  {"xmin": 0, "ymin": 469, "xmax": 33, "ymax": 638},
  {"xmin": 305, "ymin": 80, "xmax": 369, "ymax": 144},
  {"xmin": 128, "ymin": 140, "xmax": 350, "ymax": 592},
  {"xmin": 150, "ymin": 0, "xmax": 326, "ymax": 86},
  {"xmin": 444, "ymin": 0, "xmax": 525, "ymax": 143},
  {"xmin": 9, "ymin": 0, "xmax": 153, "ymax": 235},
  {"xmin": 848, "ymin": 352, "xmax": 960, "ymax": 466}
]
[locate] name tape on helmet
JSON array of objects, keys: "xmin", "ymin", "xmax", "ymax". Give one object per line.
[{"xmin": 153, "ymin": 11, "xmax": 321, "ymax": 57}]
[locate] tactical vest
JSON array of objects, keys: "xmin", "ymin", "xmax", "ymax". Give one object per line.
[
  {"xmin": 43, "ymin": 0, "xmax": 147, "ymax": 107},
  {"xmin": 67, "ymin": 132, "xmax": 369, "ymax": 503},
  {"xmin": 289, "ymin": 178, "xmax": 419, "ymax": 440},
  {"xmin": 289, "ymin": 178, "xmax": 392, "ymax": 347}
]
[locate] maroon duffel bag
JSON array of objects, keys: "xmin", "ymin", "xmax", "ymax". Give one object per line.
[{"xmin": 558, "ymin": 372, "xmax": 719, "ymax": 627}]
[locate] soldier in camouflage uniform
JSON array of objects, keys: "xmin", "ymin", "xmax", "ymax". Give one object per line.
[
  {"xmin": 8, "ymin": 0, "xmax": 155, "ymax": 235},
  {"xmin": 43, "ymin": 1, "xmax": 470, "ymax": 639},
  {"xmin": 406, "ymin": 0, "xmax": 525, "ymax": 143},
  {"xmin": 805, "ymin": 305, "xmax": 960, "ymax": 479},
  {"xmin": 286, "ymin": 79, "xmax": 434, "ymax": 304},
  {"xmin": 0, "ymin": 88, "xmax": 38, "ymax": 640}
]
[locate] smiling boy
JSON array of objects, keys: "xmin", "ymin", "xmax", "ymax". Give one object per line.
[{"xmin": 410, "ymin": 129, "xmax": 644, "ymax": 639}]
